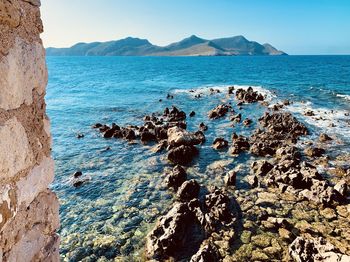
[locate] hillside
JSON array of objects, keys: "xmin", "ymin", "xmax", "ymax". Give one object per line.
[{"xmin": 46, "ymin": 35, "xmax": 286, "ymax": 56}]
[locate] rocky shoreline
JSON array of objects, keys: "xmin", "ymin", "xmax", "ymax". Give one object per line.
[{"xmin": 89, "ymin": 86, "xmax": 349, "ymax": 261}]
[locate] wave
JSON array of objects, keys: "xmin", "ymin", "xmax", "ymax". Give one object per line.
[
  {"xmin": 172, "ymin": 84, "xmax": 277, "ymax": 102},
  {"xmin": 336, "ymin": 94, "xmax": 350, "ymax": 101},
  {"xmin": 286, "ymin": 101, "xmax": 350, "ymax": 140}
]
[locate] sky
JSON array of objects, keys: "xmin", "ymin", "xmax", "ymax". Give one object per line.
[{"xmin": 41, "ymin": 0, "xmax": 350, "ymax": 55}]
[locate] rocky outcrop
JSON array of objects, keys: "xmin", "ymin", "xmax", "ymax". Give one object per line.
[
  {"xmin": 0, "ymin": 0, "xmax": 59, "ymax": 261},
  {"xmin": 289, "ymin": 237, "xmax": 350, "ymax": 262}
]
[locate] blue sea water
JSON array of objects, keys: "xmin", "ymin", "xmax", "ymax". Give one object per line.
[{"xmin": 46, "ymin": 56, "xmax": 350, "ymax": 261}]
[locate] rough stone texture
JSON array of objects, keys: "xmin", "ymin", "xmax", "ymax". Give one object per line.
[
  {"xmin": 0, "ymin": 117, "xmax": 33, "ymax": 180},
  {"xmin": 0, "ymin": 0, "xmax": 59, "ymax": 261},
  {"xmin": 0, "ymin": 38, "xmax": 47, "ymax": 110}
]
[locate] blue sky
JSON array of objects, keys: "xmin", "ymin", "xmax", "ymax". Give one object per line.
[{"xmin": 41, "ymin": 0, "xmax": 350, "ymax": 54}]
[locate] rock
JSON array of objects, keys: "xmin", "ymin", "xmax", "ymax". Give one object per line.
[
  {"xmin": 304, "ymin": 147, "xmax": 325, "ymax": 158},
  {"xmin": 177, "ymin": 180, "xmax": 200, "ymax": 201},
  {"xmin": 247, "ymin": 175, "xmax": 259, "ymax": 188},
  {"xmin": 275, "ymin": 145, "xmax": 301, "ymax": 161},
  {"xmin": 251, "ymin": 160, "xmax": 273, "ymax": 176},
  {"xmin": 202, "ymin": 189, "xmax": 235, "ymax": 232},
  {"xmin": 319, "ymin": 133, "xmax": 332, "ymax": 142},
  {"xmin": 251, "ymin": 250, "xmax": 269, "ymax": 261},
  {"xmin": 199, "ymin": 122, "xmax": 208, "ymax": 131},
  {"xmin": 212, "ymin": 138, "xmax": 229, "ymax": 150},
  {"xmin": 140, "ymin": 130, "xmax": 156, "ymax": 142},
  {"xmin": 208, "ymin": 104, "xmax": 232, "ymax": 119},
  {"xmin": 289, "ymin": 237, "xmax": 350, "ymax": 262},
  {"xmin": 146, "ymin": 203, "xmax": 204, "ymax": 260},
  {"xmin": 319, "ymin": 208, "xmax": 337, "ymax": 220},
  {"xmin": 304, "ymin": 110, "xmax": 315, "ymax": 116},
  {"xmin": 167, "ymin": 127, "xmax": 201, "ymax": 147},
  {"xmin": 243, "ymin": 118, "xmax": 252, "ymax": 126},
  {"xmin": 167, "ymin": 165, "xmax": 187, "ymax": 189},
  {"xmin": 73, "ymin": 180, "xmax": 84, "ymax": 188},
  {"xmin": 123, "ymin": 129, "xmax": 136, "ymax": 140},
  {"xmin": 230, "ymin": 113, "xmax": 242, "ymax": 123},
  {"xmin": 251, "ymin": 234, "xmax": 271, "ymax": 248},
  {"xmin": 92, "ymin": 123, "xmax": 102, "ymax": 128},
  {"xmin": 225, "ymin": 171, "xmax": 236, "ymax": 186},
  {"xmin": 168, "ymin": 145, "xmax": 198, "ymax": 165},
  {"xmin": 228, "ymin": 86, "xmax": 235, "ymax": 94},
  {"xmin": 235, "ymin": 87, "xmax": 264, "ymax": 103},
  {"xmin": 194, "ymin": 131, "xmax": 206, "ymax": 144},
  {"xmin": 334, "ymin": 180, "xmax": 347, "ymax": 197},
  {"xmin": 103, "ymin": 128, "xmax": 115, "ymax": 138},
  {"xmin": 278, "ymin": 228, "xmax": 292, "ymax": 242},
  {"xmin": 230, "ymin": 134, "xmax": 250, "ymax": 154},
  {"xmin": 76, "ymin": 133, "xmax": 84, "ymax": 139},
  {"xmin": 189, "ymin": 111, "xmax": 196, "ymax": 117},
  {"xmin": 240, "ymin": 230, "xmax": 252, "ymax": 244},
  {"xmin": 73, "ymin": 171, "xmax": 83, "ymax": 178},
  {"xmin": 152, "ymin": 140, "xmax": 168, "ymax": 153},
  {"xmin": 190, "ymin": 242, "xmax": 221, "ymax": 262}
]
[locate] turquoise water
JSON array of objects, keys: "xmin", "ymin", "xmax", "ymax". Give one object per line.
[{"xmin": 46, "ymin": 56, "xmax": 350, "ymax": 261}]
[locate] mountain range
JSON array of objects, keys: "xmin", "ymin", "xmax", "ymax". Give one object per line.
[{"xmin": 46, "ymin": 35, "xmax": 286, "ymax": 56}]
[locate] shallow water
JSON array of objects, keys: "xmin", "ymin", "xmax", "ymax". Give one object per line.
[{"xmin": 46, "ymin": 56, "xmax": 350, "ymax": 261}]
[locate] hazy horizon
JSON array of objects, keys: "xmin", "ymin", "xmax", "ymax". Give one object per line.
[{"xmin": 41, "ymin": 0, "xmax": 350, "ymax": 55}]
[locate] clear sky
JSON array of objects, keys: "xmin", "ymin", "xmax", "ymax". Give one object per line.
[{"xmin": 41, "ymin": 0, "xmax": 350, "ymax": 55}]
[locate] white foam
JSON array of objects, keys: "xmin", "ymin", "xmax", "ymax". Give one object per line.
[
  {"xmin": 172, "ymin": 84, "xmax": 276, "ymax": 102},
  {"xmin": 286, "ymin": 101, "xmax": 350, "ymax": 140},
  {"xmin": 337, "ymin": 94, "xmax": 350, "ymax": 101}
]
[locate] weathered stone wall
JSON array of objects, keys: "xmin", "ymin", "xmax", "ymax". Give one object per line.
[{"xmin": 0, "ymin": 0, "xmax": 59, "ymax": 261}]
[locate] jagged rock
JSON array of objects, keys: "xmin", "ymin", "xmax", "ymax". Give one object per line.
[
  {"xmin": 140, "ymin": 130, "xmax": 156, "ymax": 142},
  {"xmin": 289, "ymin": 237, "xmax": 350, "ymax": 262},
  {"xmin": 230, "ymin": 113, "xmax": 242, "ymax": 123},
  {"xmin": 275, "ymin": 145, "xmax": 301, "ymax": 161},
  {"xmin": 199, "ymin": 122, "xmax": 208, "ymax": 131},
  {"xmin": 243, "ymin": 118, "xmax": 252, "ymax": 126},
  {"xmin": 212, "ymin": 138, "xmax": 228, "ymax": 150},
  {"xmin": 177, "ymin": 180, "xmax": 200, "ymax": 201},
  {"xmin": 167, "ymin": 127, "xmax": 201, "ymax": 147},
  {"xmin": 304, "ymin": 147, "xmax": 325, "ymax": 158},
  {"xmin": 167, "ymin": 165, "xmax": 187, "ymax": 189},
  {"xmin": 194, "ymin": 131, "xmax": 206, "ymax": 144},
  {"xmin": 251, "ymin": 160, "xmax": 273, "ymax": 176},
  {"xmin": 247, "ymin": 175, "xmax": 259, "ymax": 188},
  {"xmin": 230, "ymin": 134, "xmax": 250, "ymax": 154},
  {"xmin": 168, "ymin": 145, "xmax": 198, "ymax": 165},
  {"xmin": 73, "ymin": 171, "xmax": 83, "ymax": 178},
  {"xmin": 225, "ymin": 170, "xmax": 236, "ymax": 186},
  {"xmin": 208, "ymin": 104, "xmax": 232, "ymax": 119},
  {"xmin": 92, "ymin": 123, "xmax": 103, "ymax": 128},
  {"xmin": 123, "ymin": 128, "xmax": 136, "ymax": 140},
  {"xmin": 334, "ymin": 180, "xmax": 347, "ymax": 197},
  {"xmin": 235, "ymin": 87, "xmax": 264, "ymax": 103},
  {"xmin": 146, "ymin": 203, "xmax": 204, "ymax": 260},
  {"xmin": 190, "ymin": 242, "xmax": 221, "ymax": 262},
  {"xmin": 319, "ymin": 133, "xmax": 332, "ymax": 142},
  {"xmin": 228, "ymin": 86, "xmax": 235, "ymax": 94}
]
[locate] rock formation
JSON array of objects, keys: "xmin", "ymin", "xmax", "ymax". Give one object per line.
[{"xmin": 0, "ymin": 0, "xmax": 59, "ymax": 261}]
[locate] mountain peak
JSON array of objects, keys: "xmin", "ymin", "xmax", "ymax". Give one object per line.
[{"xmin": 46, "ymin": 35, "xmax": 286, "ymax": 56}]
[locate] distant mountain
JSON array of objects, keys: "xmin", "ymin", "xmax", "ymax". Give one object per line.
[{"xmin": 46, "ymin": 35, "xmax": 286, "ymax": 56}]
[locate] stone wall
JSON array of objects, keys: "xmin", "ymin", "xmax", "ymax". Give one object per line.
[{"xmin": 0, "ymin": 0, "xmax": 59, "ymax": 261}]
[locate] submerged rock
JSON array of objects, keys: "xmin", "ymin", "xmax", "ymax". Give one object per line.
[{"xmin": 319, "ymin": 133, "xmax": 332, "ymax": 142}]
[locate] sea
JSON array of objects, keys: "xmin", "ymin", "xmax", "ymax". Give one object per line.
[{"xmin": 46, "ymin": 55, "xmax": 350, "ymax": 261}]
